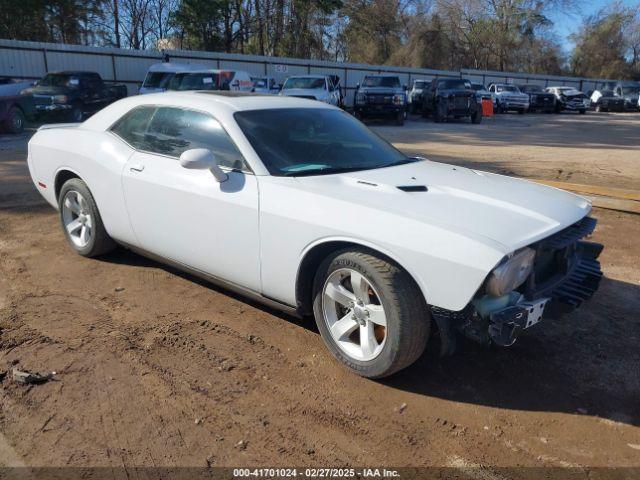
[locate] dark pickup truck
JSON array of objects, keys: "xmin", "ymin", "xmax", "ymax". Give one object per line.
[
  {"xmin": 517, "ymin": 84, "xmax": 556, "ymax": 113},
  {"xmin": 421, "ymin": 77, "xmax": 482, "ymax": 123},
  {"xmin": 353, "ymin": 75, "xmax": 408, "ymax": 125},
  {"xmin": 0, "ymin": 79, "xmax": 36, "ymax": 134},
  {"xmin": 25, "ymin": 71, "xmax": 127, "ymax": 122}
]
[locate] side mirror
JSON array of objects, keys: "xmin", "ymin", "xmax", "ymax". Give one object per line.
[{"xmin": 179, "ymin": 148, "xmax": 228, "ymax": 183}]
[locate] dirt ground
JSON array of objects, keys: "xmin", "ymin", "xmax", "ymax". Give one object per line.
[{"xmin": 0, "ymin": 112, "xmax": 639, "ymax": 475}]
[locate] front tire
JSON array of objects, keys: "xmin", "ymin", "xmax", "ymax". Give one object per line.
[
  {"xmin": 312, "ymin": 249, "xmax": 430, "ymax": 378},
  {"xmin": 471, "ymin": 109, "xmax": 482, "ymax": 124},
  {"xmin": 58, "ymin": 178, "xmax": 116, "ymax": 257},
  {"xmin": 395, "ymin": 111, "xmax": 405, "ymax": 126}
]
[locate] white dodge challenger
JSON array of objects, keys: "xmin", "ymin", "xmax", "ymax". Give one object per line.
[{"xmin": 27, "ymin": 92, "xmax": 603, "ymax": 378}]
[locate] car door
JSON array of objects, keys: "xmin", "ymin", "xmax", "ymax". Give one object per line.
[{"xmin": 113, "ymin": 105, "xmax": 261, "ymax": 292}]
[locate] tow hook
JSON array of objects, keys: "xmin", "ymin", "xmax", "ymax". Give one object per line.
[{"xmin": 488, "ymin": 305, "xmax": 529, "ymax": 346}]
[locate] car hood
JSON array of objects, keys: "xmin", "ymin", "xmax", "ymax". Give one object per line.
[
  {"xmin": 281, "ymin": 88, "xmax": 325, "ymax": 98},
  {"xmin": 27, "ymin": 86, "xmax": 71, "ymax": 96},
  {"xmin": 438, "ymin": 89, "xmax": 475, "ymax": 96},
  {"xmin": 295, "ymin": 160, "xmax": 590, "ymax": 253},
  {"xmin": 496, "ymin": 91, "xmax": 528, "ymax": 98}
]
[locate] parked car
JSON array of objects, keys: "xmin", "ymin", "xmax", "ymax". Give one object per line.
[
  {"xmin": 139, "ymin": 62, "xmax": 206, "ymax": 94},
  {"xmin": 327, "ymin": 75, "xmax": 345, "ymax": 108},
  {"xmin": 354, "ymin": 74, "xmax": 407, "ymax": 125},
  {"xmin": 612, "ymin": 81, "xmax": 640, "ymax": 111},
  {"xmin": 421, "ymin": 77, "xmax": 482, "ymax": 123},
  {"xmin": 27, "ymin": 91, "xmax": 603, "ymax": 378},
  {"xmin": 279, "ymin": 75, "xmax": 341, "ymax": 106},
  {"xmin": 590, "ymin": 89, "xmax": 625, "ymax": 112},
  {"xmin": 516, "ymin": 84, "xmax": 556, "ymax": 113},
  {"xmin": 470, "ymin": 82, "xmax": 492, "ymax": 101},
  {"xmin": 0, "ymin": 77, "xmax": 35, "ymax": 97},
  {"xmin": 545, "ymin": 86, "xmax": 588, "ymax": 114},
  {"xmin": 0, "ymin": 91, "xmax": 35, "ymax": 134},
  {"xmin": 166, "ymin": 69, "xmax": 253, "ymax": 92},
  {"xmin": 251, "ymin": 76, "xmax": 280, "ymax": 94},
  {"xmin": 408, "ymin": 79, "xmax": 428, "ymax": 113},
  {"xmin": 488, "ymin": 84, "xmax": 530, "ymax": 113},
  {"xmin": 23, "ymin": 71, "xmax": 127, "ymax": 122}
]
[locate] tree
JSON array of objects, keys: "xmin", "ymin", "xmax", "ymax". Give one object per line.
[{"xmin": 570, "ymin": 2, "xmax": 635, "ymax": 79}]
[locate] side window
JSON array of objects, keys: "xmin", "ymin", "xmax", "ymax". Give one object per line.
[
  {"xmin": 111, "ymin": 106, "xmax": 156, "ymax": 150},
  {"xmin": 145, "ymin": 107, "xmax": 247, "ymax": 170}
]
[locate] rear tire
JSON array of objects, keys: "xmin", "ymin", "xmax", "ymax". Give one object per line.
[
  {"xmin": 471, "ymin": 109, "xmax": 482, "ymax": 124},
  {"xmin": 58, "ymin": 178, "xmax": 116, "ymax": 257},
  {"xmin": 4, "ymin": 106, "xmax": 25, "ymax": 134},
  {"xmin": 312, "ymin": 248, "xmax": 430, "ymax": 378},
  {"xmin": 579, "ymin": 109, "xmax": 586, "ymax": 115},
  {"xmin": 395, "ymin": 112, "xmax": 405, "ymax": 126}
]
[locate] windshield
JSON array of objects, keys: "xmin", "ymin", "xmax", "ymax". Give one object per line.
[
  {"xmin": 622, "ymin": 86, "xmax": 640, "ymax": 94},
  {"xmin": 496, "ymin": 85, "xmax": 520, "ymax": 93},
  {"xmin": 470, "ymin": 83, "xmax": 485, "ymax": 91},
  {"xmin": 520, "ymin": 85, "xmax": 542, "ymax": 92},
  {"xmin": 600, "ymin": 90, "xmax": 614, "ymax": 96},
  {"xmin": 413, "ymin": 81, "xmax": 427, "ymax": 89},
  {"xmin": 234, "ymin": 108, "xmax": 413, "ymax": 177},
  {"xmin": 39, "ymin": 74, "xmax": 80, "ymax": 88},
  {"xmin": 167, "ymin": 72, "xmax": 232, "ymax": 91},
  {"xmin": 283, "ymin": 77, "xmax": 325, "ymax": 90},
  {"xmin": 438, "ymin": 79, "xmax": 471, "ymax": 90},
  {"xmin": 362, "ymin": 76, "xmax": 401, "ymax": 88},
  {"xmin": 143, "ymin": 72, "xmax": 174, "ymax": 89}
]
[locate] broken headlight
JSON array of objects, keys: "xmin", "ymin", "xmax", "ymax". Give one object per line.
[{"xmin": 486, "ymin": 247, "xmax": 536, "ymax": 297}]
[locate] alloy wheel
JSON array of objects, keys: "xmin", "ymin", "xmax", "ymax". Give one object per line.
[
  {"xmin": 322, "ymin": 268, "xmax": 387, "ymax": 361},
  {"xmin": 61, "ymin": 190, "xmax": 93, "ymax": 248}
]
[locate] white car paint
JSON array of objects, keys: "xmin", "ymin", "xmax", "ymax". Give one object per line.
[
  {"xmin": 279, "ymin": 75, "xmax": 340, "ymax": 106},
  {"xmin": 27, "ymin": 92, "xmax": 591, "ymax": 314}
]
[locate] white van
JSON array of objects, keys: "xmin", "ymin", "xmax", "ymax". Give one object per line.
[
  {"xmin": 139, "ymin": 62, "xmax": 206, "ymax": 94},
  {"xmin": 166, "ymin": 69, "xmax": 253, "ymax": 92}
]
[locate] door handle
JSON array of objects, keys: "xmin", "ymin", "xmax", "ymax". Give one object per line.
[{"xmin": 129, "ymin": 164, "xmax": 145, "ymax": 172}]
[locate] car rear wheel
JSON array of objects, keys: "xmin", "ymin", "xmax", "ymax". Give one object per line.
[
  {"xmin": 312, "ymin": 249, "xmax": 430, "ymax": 378},
  {"xmin": 471, "ymin": 109, "xmax": 482, "ymax": 124},
  {"xmin": 395, "ymin": 112, "xmax": 405, "ymax": 126},
  {"xmin": 579, "ymin": 109, "xmax": 586, "ymax": 115},
  {"xmin": 4, "ymin": 106, "xmax": 26, "ymax": 134},
  {"xmin": 59, "ymin": 178, "xmax": 116, "ymax": 257}
]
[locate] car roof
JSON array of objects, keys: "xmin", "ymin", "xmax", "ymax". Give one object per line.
[
  {"xmin": 47, "ymin": 71, "xmax": 96, "ymax": 76},
  {"xmin": 175, "ymin": 69, "xmax": 244, "ymax": 74},
  {"xmin": 148, "ymin": 62, "xmax": 207, "ymax": 72},
  {"xmin": 82, "ymin": 91, "xmax": 336, "ymax": 132},
  {"xmin": 285, "ymin": 74, "xmax": 327, "ymax": 79}
]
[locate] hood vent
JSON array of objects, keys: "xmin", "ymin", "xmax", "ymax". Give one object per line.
[{"xmin": 397, "ymin": 185, "xmax": 428, "ymax": 193}]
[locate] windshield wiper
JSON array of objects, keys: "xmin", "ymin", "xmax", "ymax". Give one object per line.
[{"xmin": 282, "ymin": 165, "xmax": 379, "ymax": 177}]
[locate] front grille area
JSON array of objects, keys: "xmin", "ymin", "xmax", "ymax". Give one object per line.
[
  {"xmin": 525, "ymin": 216, "xmax": 603, "ymax": 312},
  {"xmin": 366, "ymin": 94, "xmax": 393, "ymax": 105},
  {"xmin": 33, "ymin": 94, "xmax": 54, "ymax": 105},
  {"xmin": 453, "ymin": 96, "xmax": 469, "ymax": 109}
]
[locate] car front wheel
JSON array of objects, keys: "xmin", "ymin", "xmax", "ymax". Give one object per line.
[
  {"xmin": 58, "ymin": 178, "xmax": 116, "ymax": 257},
  {"xmin": 312, "ymin": 249, "xmax": 430, "ymax": 378}
]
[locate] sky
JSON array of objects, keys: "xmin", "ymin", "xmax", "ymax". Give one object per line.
[{"xmin": 548, "ymin": 0, "xmax": 640, "ymax": 52}]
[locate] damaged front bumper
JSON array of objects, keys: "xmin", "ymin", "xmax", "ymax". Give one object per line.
[{"xmin": 432, "ymin": 216, "xmax": 603, "ymax": 353}]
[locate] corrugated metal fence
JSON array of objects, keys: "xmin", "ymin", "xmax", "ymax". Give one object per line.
[{"xmin": 0, "ymin": 38, "xmax": 614, "ymax": 104}]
